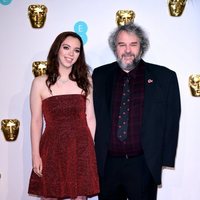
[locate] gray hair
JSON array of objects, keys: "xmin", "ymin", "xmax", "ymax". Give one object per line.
[{"xmin": 108, "ymin": 22, "xmax": 150, "ymax": 57}]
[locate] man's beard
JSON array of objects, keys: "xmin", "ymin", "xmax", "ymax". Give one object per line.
[{"xmin": 117, "ymin": 53, "xmax": 141, "ymax": 72}]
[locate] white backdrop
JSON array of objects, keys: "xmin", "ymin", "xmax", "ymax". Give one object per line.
[{"xmin": 0, "ymin": 0, "xmax": 200, "ymax": 200}]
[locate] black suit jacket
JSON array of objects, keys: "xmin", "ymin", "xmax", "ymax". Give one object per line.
[{"xmin": 92, "ymin": 60, "xmax": 181, "ymax": 185}]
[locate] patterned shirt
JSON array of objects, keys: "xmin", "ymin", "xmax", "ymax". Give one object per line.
[{"xmin": 109, "ymin": 62, "xmax": 145, "ymax": 156}]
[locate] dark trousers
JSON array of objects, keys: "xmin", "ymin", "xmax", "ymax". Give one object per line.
[{"xmin": 98, "ymin": 154, "xmax": 157, "ymax": 200}]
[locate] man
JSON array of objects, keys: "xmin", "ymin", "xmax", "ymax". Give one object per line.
[{"xmin": 92, "ymin": 22, "xmax": 181, "ymax": 200}]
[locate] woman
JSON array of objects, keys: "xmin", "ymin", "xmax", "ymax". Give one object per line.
[{"xmin": 28, "ymin": 32, "xmax": 99, "ymax": 200}]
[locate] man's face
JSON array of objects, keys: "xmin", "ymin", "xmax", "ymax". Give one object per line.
[{"xmin": 115, "ymin": 31, "xmax": 141, "ymax": 72}]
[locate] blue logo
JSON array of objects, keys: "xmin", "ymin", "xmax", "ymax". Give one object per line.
[
  {"xmin": 0, "ymin": 0, "xmax": 12, "ymax": 5},
  {"xmin": 74, "ymin": 21, "xmax": 88, "ymax": 45}
]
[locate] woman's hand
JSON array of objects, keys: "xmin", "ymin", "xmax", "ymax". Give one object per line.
[{"xmin": 32, "ymin": 155, "xmax": 43, "ymax": 177}]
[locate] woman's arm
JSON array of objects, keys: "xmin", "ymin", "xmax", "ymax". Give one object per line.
[
  {"xmin": 30, "ymin": 77, "xmax": 43, "ymax": 177},
  {"xmin": 85, "ymin": 77, "xmax": 96, "ymax": 140}
]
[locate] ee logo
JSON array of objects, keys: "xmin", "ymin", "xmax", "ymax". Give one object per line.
[
  {"xmin": 74, "ymin": 21, "xmax": 88, "ymax": 45},
  {"xmin": 0, "ymin": 0, "xmax": 12, "ymax": 5}
]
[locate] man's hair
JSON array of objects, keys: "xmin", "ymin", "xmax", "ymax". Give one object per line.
[{"xmin": 108, "ymin": 22, "xmax": 150, "ymax": 57}]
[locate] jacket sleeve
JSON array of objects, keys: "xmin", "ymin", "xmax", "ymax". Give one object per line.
[{"xmin": 162, "ymin": 71, "xmax": 181, "ymax": 167}]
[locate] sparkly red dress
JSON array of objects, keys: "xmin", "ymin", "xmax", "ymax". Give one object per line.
[{"xmin": 28, "ymin": 94, "xmax": 99, "ymax": 199}]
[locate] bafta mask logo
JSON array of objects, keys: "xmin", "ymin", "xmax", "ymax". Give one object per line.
[
  {"xmin": 1, "ymin": 119, "xmax": 20, "ymax": 141},
  {"xmin": 32, "ymin": 61, "xmax": 47, "ymax": 77},
  {"xmin": 116, "ymin": 10, "xmax": 135, "ymax": 26},
  {"xmin": 28, "ymin": 4, "xmax": 48, "ymax": 28},
  {"xmin": 189, "ymin": 75, "xmax": 200, "ymax": 97},
  {"xmin": 168, "ymin": 0, "xmax": 187, "ymax": 17}
]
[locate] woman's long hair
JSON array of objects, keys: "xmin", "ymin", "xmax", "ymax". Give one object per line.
[{"xmin": 46, "ymin": 31, "xmax": 91, "ymax": 96}]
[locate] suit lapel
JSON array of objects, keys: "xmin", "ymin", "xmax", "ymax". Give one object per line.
[
  {"xmin": 144, "ymin": 66, "xmax": 158, "ymax": 106},
  {"xmin": 105, "ymin": 62, "xmax": 119, "ymax": 116}
]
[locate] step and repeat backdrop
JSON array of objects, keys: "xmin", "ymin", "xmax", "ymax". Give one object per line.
[{"xmin": 0, "ymin": 0, "xmax": 200, "ymax": 199}]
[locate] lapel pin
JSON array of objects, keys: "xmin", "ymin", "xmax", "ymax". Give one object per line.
[{"xmin": 148, "ymin": 79, "xmax": 153, "ymax": 83}]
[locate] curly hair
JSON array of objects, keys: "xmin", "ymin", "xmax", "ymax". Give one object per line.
[
  {"xmin": 46, "ymin": 31, "xmax": 91, "ymax": 96},
  {"xmin": 108, "ymin": 22, "xmax": 150, "ymax": 58}
]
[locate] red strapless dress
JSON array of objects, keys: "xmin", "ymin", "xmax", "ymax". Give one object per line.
[{"xmin": 28, "ymin": 95, "xmax": 99, "ymax": 198}]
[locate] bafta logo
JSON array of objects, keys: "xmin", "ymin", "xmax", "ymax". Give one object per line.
[
  {"xmin": 189, "ymin": 75, "xmax": 200, "ymax": 97},
  {"xmin": 28, "ymin": 4, "xmax": 48, "ymax": 28},
  {"xmin": 1, "ymin": 119, "xmax": 20, "ymax": 141},
  {"xmin": 116, "ymin": 10, "xmax": 135, "ymax": 26},
  {"xmin": 168, "ymin": 0, "xmax": 187, "ymax": 17},
  {"xmin": 32, "ymin": 61, "xmax": 47, "ymax": 77}
]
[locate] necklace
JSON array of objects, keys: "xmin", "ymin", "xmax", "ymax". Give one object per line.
[{"xmin": 58, "ymin": 78, "xmax": 69, "ymax": 84}]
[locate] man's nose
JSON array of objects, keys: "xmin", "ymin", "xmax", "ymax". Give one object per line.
[{"xmin": 125, "ymin": 45, "xmax": 131, "ymax": 53}]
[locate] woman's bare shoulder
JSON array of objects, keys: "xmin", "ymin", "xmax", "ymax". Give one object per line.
[{"xmin": 32, "ymin": 75, "xmax": 48, "ymax": 85}]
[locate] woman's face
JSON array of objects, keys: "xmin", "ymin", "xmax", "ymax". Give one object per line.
[{"xmin": 58, "ymin": 36, "xmax": 81, "ymax": 69}]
